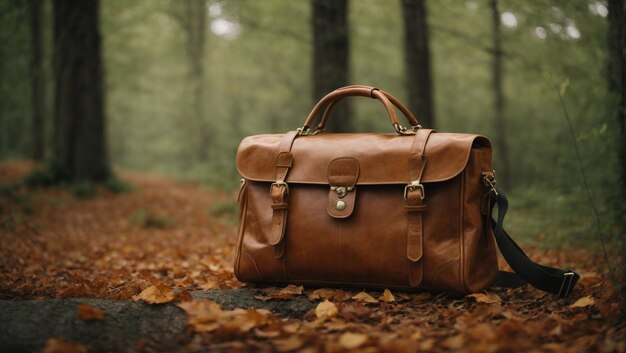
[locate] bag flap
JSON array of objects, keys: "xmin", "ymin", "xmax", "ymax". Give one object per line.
[{"xmin": 236, "ymin": 132, "xmax": 491, "ymax": 185}]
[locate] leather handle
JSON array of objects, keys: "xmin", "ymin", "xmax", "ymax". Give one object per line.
[
  {"xmin": 302, "ymin": 86, "xmax": 421, "ymax": 134},
  {"xmin": 316, "ymin": 85, "xmax": 420, "ymax": 131}
]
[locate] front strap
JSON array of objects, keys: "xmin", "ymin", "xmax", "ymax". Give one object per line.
[{"xmin": 491, "ymin": 189, "xmax": 580, "ymax": 297}]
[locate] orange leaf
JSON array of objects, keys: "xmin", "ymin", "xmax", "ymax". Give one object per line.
[
  {"xmin": 273, "ymin": 335, "xmax": 304, "ymax": 352},
  {"xmin": 315, "ymin": 300, "xmax": 338, "ymax": 320},
  {"xmin": 466, "ymin": 292, "xmax": 501, "ymax": 304},
  {"xmin": 77, "ymin": 304, "xmax": 104, "ymax": 321},
  {"xmin": 352, "ymin": 291, "xmax": 378, "ymax": 304},
  {"xmin": 380, "ymin": 289, "xmax": 396, "ymax": 303},
  {"xmin": 570, "ymin": 295, "xmax": 595, "ymax": 308},
  {"xmin": 255, "ymin": 285, "xmax": 304, "ymax": 301},
  {"xmin": 133, "ymin": 283, "xmax": 175, "ymax": 304},
  {"xmin": 339, "ymin": 332, "xmax": 368, "ymax": 349},
  {"xmin": 42, "ymin": 338, "xmax": 88, "ymax": 353}
]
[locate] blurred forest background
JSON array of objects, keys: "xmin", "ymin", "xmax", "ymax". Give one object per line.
[{"xmin": 0, "ymin": 0, "xmax": 624, "ymax": 266}]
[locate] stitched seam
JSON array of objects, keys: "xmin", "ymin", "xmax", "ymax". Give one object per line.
[
  {"xmin": 459, "ymin": 171, "xmax": 469, "ymax": 293},
  {"xmin": 234, "ymin": 184, "xmax": 249, "ymax": 280},
  {"xmin": 242, "ymin": 250, "xmax": 263, "ymax": 281}
]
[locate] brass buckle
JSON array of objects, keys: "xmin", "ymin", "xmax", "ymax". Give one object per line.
[
  {"xmin": 394, "ymin": 123, "xmax": 417, "ymax": 135},
  {"xmin": 270, "ymin": 181, "xmax": 289, "ymax": 197},
  {"xmin": 330, "ymin": 185, "xmax": 353, "ymax": 198},
  {"xmin": 403, "ymin": 182, "xmax": 425, "ymax": 200},
  {"xmin": 558, "ymin": 272, "xmax": 575, "ymax": 297}
]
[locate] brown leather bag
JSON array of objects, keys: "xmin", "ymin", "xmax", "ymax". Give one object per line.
[{"xmin": 234, "ymin": 85, "xmax": 579, "ymax": 296}]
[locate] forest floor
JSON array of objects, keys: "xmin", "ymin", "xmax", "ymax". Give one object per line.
[{"xmin": 0, "ymin": 160, "xmax": 624, "ymax": 353}]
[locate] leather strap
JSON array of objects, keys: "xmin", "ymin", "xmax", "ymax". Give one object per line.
[
  {"xmin": 405, "ymin": 129, "xmax": 434, "ymax": 286},
  {"xmin": 491, "ymin": 189, "xmax": 580, "ymax": 297},
  {"xmin": 303, "ymin": 87, "xmax": 407, "ymax": 131},
  {"xmin": 270, "ymin": 131, "xmax": 298, "ymax": 258},
  {"xmin": 316, "ymin": 85, "xmax": 421, "ymax": 132}
]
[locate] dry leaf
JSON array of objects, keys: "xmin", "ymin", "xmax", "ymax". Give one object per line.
[
  {"xmin": 273, "ymin": 335, "xmax": 304, "ymax": 352},
  {"xmin": 410, "ymin": 330, "xmax": 422, "ymax": 341},
  {"xmin": 380, "ymin": 289, "xmax": 396, "ymax": 303},
  {"xmin": 307, "ymin": 288, "xmax": 336, "ymax": 301},
  {"xmin": 255, "ymin": 285, "xmax": 304, "ymax": 301},
  {"xmin": 466, "ymin": 292, "xmax": 501, "ymax": 304},
  {"xmin": 315, "ymin": 300, "xmax": 338, "ymax": 320},
  {"xmin": 77, "ymin": 304, "xmax": 104, "ymax": 321},
  {"xmin": 340, "ymin": 302, "xmax": 371, "ymax": 320},
  {"xmin": 339, "ymin": 332, "xmax": 368, "ymax": 349},
  {"xmin": 177, "ymin": 300, "xmax": 224, "ymax": 332},
  {"xmin": 56, "ymin": 284, "xmax": 91, "ymax": 299},
  {"xmin": 570, "ymin": 295, "xmax": 595, "ymax": 308},
  {"xmin": 42, "ymin": 338, "xmax": 88, "ymax": 353},
  {"xmin": 442, "ymin": 334, "xmax": 464, "ymax": 349},
  {"xmin": 133, "ymin": 283, "xmax": 176, "ymax": 304},
  {"xmin": 352, "ymin": 291, "xmax": 378, "ymax": 304}
]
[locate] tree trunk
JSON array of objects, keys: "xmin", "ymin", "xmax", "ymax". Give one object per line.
[
  {"xmin": 51, "ymin": 0, "xmax": 110, "ymax": 181},
  {"xmin": 607, "ymin": 0, "xmax": 626, "ymax": 206},
  {"xmin": 29, "ymin": 0, "xmax": 45, "ymax": 161},
  {"xmin": 312, "ymin": 0, "xmax": 350, "ymax": 132},
  {"xmin": 401, "ymin": 0, "xmax": 434, "ymax": 129},
  {"xmin": 184, "ymin": 0, "xmax": 209, "ymax": 162},
  {"xmin": 489, "ymin": 0, "xmax": 511, "ymax": 187}
]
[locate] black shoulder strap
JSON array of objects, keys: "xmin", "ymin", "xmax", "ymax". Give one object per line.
[{"xmin": 490, "ymin": 188, "xmax": 580, "ymax": 297}]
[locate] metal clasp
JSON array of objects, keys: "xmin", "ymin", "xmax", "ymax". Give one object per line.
[
  {"xmin": 394, "ymin": 123, "xmax": 422, "ymax": 135},
  {"xmin": 558, "ymin": 272, "xmax": 575, "ymax": 297},
  {"xmin": 403, "ymin": 182, "xmax": 425, "ymax": 200},
  {"xmin": 330, "ymin": 185, "xmax": 353, "ymax": 198},
  {"xmin": 297, "ymin": 126, "xmax": 322, "ymax": 136}
]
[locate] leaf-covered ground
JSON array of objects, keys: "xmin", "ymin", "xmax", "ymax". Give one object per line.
[{"xmin": 0, "ymin": 161, "xmax": 624, "ymax": 353}]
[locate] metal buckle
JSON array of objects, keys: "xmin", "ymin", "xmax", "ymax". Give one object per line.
[
  {"xmin": 330, "ymin": 185, "xmax": 353, "ymax": 198},
  {"xmin": 558, "ymin": 272, "xmax": 575, "ymax": 297},
  {"xmin": 403, "ymin": 182, "xmax": 425, "ymax": 200},
  {"xmin": 270, "ymin": 181, "xmax": 289, "ymax": 197}
]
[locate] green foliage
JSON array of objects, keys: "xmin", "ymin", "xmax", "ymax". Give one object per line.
[{"xmin": 0, "ymin": 0, "xmax": 622, "ymax": 256}]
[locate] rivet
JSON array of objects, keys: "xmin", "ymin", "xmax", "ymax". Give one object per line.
[{"xmin": 335, "ymin": 200, "xmax": 346, "ymax": 211}]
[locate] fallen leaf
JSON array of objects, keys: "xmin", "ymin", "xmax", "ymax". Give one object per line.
[
  {"xmin": 254, "ymin": 328, "xmax": 281, "ymax": 338},
  {"xmin": 339, "ymin": 332, "xmax": 368, "ymax": 349},
  {"xmin": 442, "ymin": 334, "xmax": 464, "ymax": 349},
  {"xmin": 315, "ymin": 300, "xmax": 338, "ymax": 320},
  {"xmin": 570, "ymin": 295, "xmax": 595, "ymax": 308},
  {"xmin": 466, "ymin": 292, "xmax": 501, "ymax": 304},
  {"xmin": 77, "ymin": 304, "xmax": 104, "ymax": 321},
  {"xmin": 133, "ymin": 283, "xmax": 176, "ymax": 304},
  {"xmin": 177, "ymin": 300, "xmax": 224, "ymax": 332},
  {"xmin": 307, "ymin": 288, "xmax": 336, "ymax": 300},
  {"xmin": 340, "ymin": 302, "xmax": 371, "ymax": 320},
  {"xmin": 352, "ymin": 291, "xmax": 378, "ymax": 304},
  {"xmin": 42, "ymin": 338, "xmax": 88, "ymax": 353},
  {"xmin": 273, "ymin": 335, "xmax": 304, "ymax": 352},
  {"xmin": 200, "ymin": 280, "xmax": 218, "ymax": 290},
  {"xmin": 176, "ymin": 289, "xmax": 193, "ymax": 302},
  {"xmin": 255, "ymin": 285, "xmax": 304, "ymax": 301},
  {"xmin": 410, "ymin": 330, "xmax": 422, "ymax": 341},
  {"xmin": 380, "ymin": 289, "xmax": 396, "ymax": 303},
  {"xmin": 465, "ymin": 322, "xmax": 496, "ymax": 342},
  {"xmin": 56, "ymin": 284, "xmax": 91, "ymax": 299}
]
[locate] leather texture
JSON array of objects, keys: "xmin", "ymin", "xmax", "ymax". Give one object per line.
[{"xmin": 234, "ymin": 86, "xmax": 499, "ymax": 294}]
